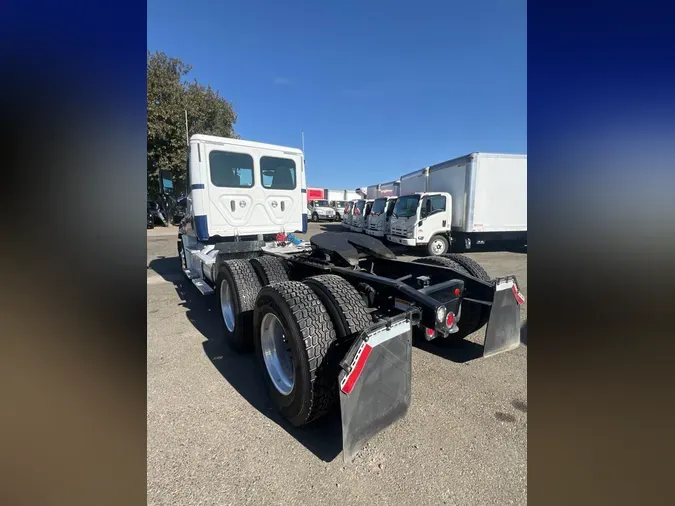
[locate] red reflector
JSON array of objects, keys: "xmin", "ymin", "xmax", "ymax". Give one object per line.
[
  {"xmin": 425, "ymin": 327, "xmax": 435, "ymax": 338},
  {"xmin": 341, "ymin": 344, "xmax": 373, "ymax": 394},
  {"xmin": 511, "ymin": 284, "xmax": 525, "ymax": 305},
  {"xmin": 446, "ymin": 312, "xmax": 455, "ymax": 327},
  {"xmin": 454, "ymin": 288, "xmax": 460, "ymax": 296}
]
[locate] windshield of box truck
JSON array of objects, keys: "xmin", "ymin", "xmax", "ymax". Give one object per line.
[
  {"xmin": 393, "ymin": 194, "xmax": 420, "ymax": 218},
  {"xmin": 355, "ymin": 200, "xmax": 366, "ymax": 212},
  {"xmin": 371, "ymin": 198, "xmax": 387, "ymax": 215},
  {"xmin": 313, "ymin": 200, "xmax": 329, "ymax": 207}
]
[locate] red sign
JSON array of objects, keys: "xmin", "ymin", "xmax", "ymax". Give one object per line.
[{"xmin": 307, "ymin": 188, "xmax": 324, "ymax": 200}]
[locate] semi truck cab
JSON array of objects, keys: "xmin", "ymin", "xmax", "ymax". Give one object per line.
[
  {"xmin": 387, "ymin": 192, "xmax": 452, "ymax": 255},
  {"xmin": 307, "ymin": 199, "xmax": 336, "ymax": 222}
]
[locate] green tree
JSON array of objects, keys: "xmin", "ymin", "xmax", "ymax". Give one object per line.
[{"xmin": 147, "ymin": 51, "xmax": 238, "ymax": 197}]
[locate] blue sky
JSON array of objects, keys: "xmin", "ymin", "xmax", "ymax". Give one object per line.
[{"xmin": 148, "ymin": 0, "xmax": 526, "ymax": 189}]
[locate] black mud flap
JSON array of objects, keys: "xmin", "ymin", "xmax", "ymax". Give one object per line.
[
  {"xmin": 483, "ymin": 276, "xmax": 525, "ymax": 358},
  {"xmin": 338, "ymin": 312, "xmax": 417, "ymax": 463}
]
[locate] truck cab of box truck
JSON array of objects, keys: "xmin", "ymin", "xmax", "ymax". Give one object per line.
[
  {"xmin": 365, "ymin": 197, "xmax": 398, "ymax": 238},
  {"xmin": 387, "ymin": 192, "xmax": 452, "ymax": 256},
  {"xmin": 179, "ymin": 134, "xmax": 307, "ymax": 244},
  {"xmin": 349, "ymin": 199, "xmax": 373, "ymax": 232},
  {"xmin": 342, "ymin": 200, "xmax": 357, "ymax": 228}
]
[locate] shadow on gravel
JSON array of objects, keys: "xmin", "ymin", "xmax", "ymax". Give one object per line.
[
  {"xmin": 413, "ymin": 338, "xmax": 485, "ymax": 363},
  {"xmin": 148, "ymin": 256, "xmax": 344, "ymax": 463},
  {"xmin": 318, "ymin": 222, "xmax": 348, "ymax": 232},
  {"xmin": 414, "ymin": 320, "xmax": 528, "ymax": 361}
]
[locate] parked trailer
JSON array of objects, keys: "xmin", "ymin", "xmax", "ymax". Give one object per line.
[
  {"xmin": 388, "ymin": 153, "xmax": 527, "ymax": 255},
  {"xmin": 177, "ymin": 135, "xmax": 525, "ymax": 462}
]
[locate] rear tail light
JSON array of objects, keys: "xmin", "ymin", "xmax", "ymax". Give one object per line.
[
  {"xmin": 425, "ymin": 327, "xmax": 435, "ymax": 338},
  {"xmin": 446, "ymin": 312, "xmax": 455, "ymax": 327}
]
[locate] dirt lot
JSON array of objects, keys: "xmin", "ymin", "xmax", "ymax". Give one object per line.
[{"xmin": 147, "ymin": 222, "xmax": 527, "ymax": 505}]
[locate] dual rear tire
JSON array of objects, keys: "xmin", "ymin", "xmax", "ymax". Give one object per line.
[{"xmin": 216, "ymin": 255, "xmax": 372, "ymax": 426}]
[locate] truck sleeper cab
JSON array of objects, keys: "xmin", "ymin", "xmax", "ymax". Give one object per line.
[
  {"xmin": 366, "ymin": 196, "xmax": 397, "ymax": 238},
  {"xmin": 387, "ymin": 192, "xmax": 452, "ymax": 256}
]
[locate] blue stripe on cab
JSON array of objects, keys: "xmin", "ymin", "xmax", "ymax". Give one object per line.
[
  {"xmin": 191, "ymin": 184, "xmax": 205, "ymax": 190},
  {"xmin": 301, "ymin": 188, "xmax": 307, "ymax": 193},
  {"xmin": 302, "ymin": 213, "xmax": 307, "ymax": 233},
  {"xmin": 195, "ymin": 215, "xmax": 209, "ymax": 241}
]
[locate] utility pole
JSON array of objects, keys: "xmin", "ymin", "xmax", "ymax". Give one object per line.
[{"xmin": 185, "ymin": 110, "xmax": 189, "ymax": 146}]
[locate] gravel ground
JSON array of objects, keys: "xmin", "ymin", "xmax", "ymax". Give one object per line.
[{"xmin": 147, "ymin": 222, "xmax": 527, "ymax": 505}]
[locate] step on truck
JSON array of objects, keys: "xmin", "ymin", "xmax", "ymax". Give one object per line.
[
  {"xmin": 387, "ymin": 153, "xmax": 527, "ymax": 256},
  {"xmin": 177, "ymin": 135, "xmax": 525, "ymax": 462}
]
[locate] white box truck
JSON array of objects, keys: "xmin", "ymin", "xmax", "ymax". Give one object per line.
[
  {"xmin": 387, "ymin": 153, "xmax": 526, "ymax": 255},
  {"xmin": 365, "ymin": 196, "xmax": 398, "ymax": 238}
]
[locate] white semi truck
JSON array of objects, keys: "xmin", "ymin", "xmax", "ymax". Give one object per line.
[
  {"xmin": 387, "ymin": 153, "xmax": 527, "ymax": 256},
  {"xmin": 176, "ymin": 135, "xmax": 525, "ymax": 461}
]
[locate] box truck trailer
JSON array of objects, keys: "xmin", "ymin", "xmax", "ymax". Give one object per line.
[
  {"xmin": 387, "ymin": 153, "xmax": 527, "ymax": 256},
  {"xmin": 177, "ymin": 135, "xmax": 524, "ymax": 461}
]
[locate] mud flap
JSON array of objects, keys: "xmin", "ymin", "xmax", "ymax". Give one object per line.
[
  {"xmin": 483, "ymin": 276, "xmax": 525, "ymax": 358},
  {"xmin": 338, "ymin": 312, "xmax": 416, "ymax": 463}
]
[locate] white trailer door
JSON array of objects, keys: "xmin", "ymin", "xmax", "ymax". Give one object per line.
[
  {"xmin": 472, "ymin": 155, "xmax": 527, "ymax": 232},
  {"xmin": 205, "ymin": 144, "xmax": 303, "ymax": 236}
]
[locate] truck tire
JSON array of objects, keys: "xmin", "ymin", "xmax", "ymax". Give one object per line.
[
  {"xmin": 303, "ymin": 275, "xmax": 373, "ymax": 340},
  {"xmin": 443, "ymin": 254, "xmax": 491, "ymax": 282},
  {"xmin": 334, "ymin": 213, "xmax": 341, "ymax": 222},
  {"xmin": 216, "ymin": 259, "xmax": 263, "ymax": 352},
  {"xmin": 427, "ymin": 235, "xmax": 448, "ymax": 256},
  {"xmin": 412, "ymin": 257, "xmax": 482, "ymax": 341},
  {"xmin": 250, "ymin": 255, "xmax": 291, "ymax": 286},
  {"xmin": 253, "ymin": 281, "xmax": 339, "ymax": 426},
  {"xmin": 312, "ymin": 212, "xmax": 319, "ymax": 222}
]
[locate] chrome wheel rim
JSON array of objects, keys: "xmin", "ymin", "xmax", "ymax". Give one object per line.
[
  {"xmin": 260, "ymin": 312, "xmax": 295, "ymax": 395},
  {"xmin": 432, "ymin": 239, "xmax": 445, "ymax": 254},
  {"xmin": 220, "ymin": 280, "xmax": 235, "ymax": 332}
]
